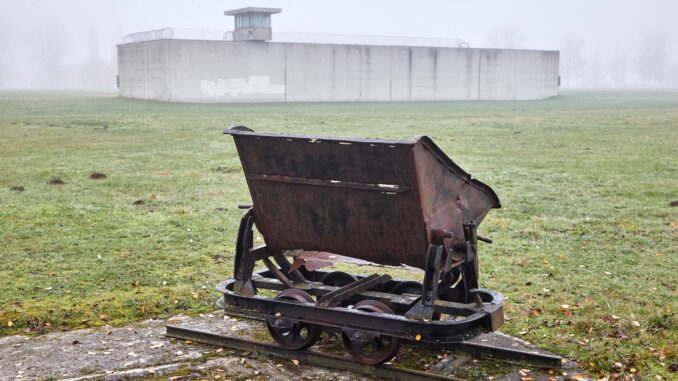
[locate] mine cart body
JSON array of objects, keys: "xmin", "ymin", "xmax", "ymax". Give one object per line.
[
  {"xmin": 218, "ymin": 127, "xmax": 506, "ymax": 365},
  {"xmin": 229, "ymin": 130, "xmax": 499, "ymax": 269}
]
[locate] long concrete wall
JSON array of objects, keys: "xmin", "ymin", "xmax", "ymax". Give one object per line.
[{"xmin": 117, "ymin": 39, "xmax": 559, "ymax": 102}]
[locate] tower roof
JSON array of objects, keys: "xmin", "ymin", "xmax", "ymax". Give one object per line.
[{"xmin": 224, "ymin": 7, "xmax": 281, "ymax": 16}]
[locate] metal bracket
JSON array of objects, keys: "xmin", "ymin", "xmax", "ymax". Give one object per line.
[
  {"xmin": 273, "ymin": 253, "xmax": 307, "ymax": 283},
  {"xmin": 317, "ymin": 274, "xmax": 391, "ymax": 307},
  {"xmin": 233, "ymin": 209, "xmax": 256, "ymax": 296},
  {"xmin": 405, "ymin": 245, "xmax": 444, "ymax": 320}
]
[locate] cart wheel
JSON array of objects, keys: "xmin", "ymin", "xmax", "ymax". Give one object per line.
[
  {"xmin": 266, "ymin": 289, "xmax": 322, "ymax": 350},
  {"xmin": 389, "ymin": 281, "xmax": 423, "ymax": 295},
  {"xmin": 320, "ymin": 271, "xmax": 358, "ymax": 287},
  {"xmin": 341, "ymin": 300, "xmax": 401, "ymax": 365}
]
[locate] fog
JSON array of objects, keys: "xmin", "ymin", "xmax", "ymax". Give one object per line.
[{"xmin": 1, "ymin": 0, "xmax": 677, "ymax": 90}]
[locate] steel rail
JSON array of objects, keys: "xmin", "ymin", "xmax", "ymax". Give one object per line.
[{"xmin": 166, "ymin": 325, "xmax": 467, "ymax": 381}]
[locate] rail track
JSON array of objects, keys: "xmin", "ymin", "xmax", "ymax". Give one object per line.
[
  {"xmin": 167, "ymin": 311, "xmax": 562, "ymax": 381},
  {"xmin": 167, "ymin": 325, "xmax": 468, "ymax": 381}
]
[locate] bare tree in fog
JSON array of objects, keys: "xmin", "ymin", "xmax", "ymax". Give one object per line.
[
  {"xmin": 636, "ymin": 31, "xmax": 669, "ymax": 87},
  {"xmin": 82, "ymin": 26, "xmax": 114, "ymax": 89},
  {"xmin": 608, "ymin": 42, "xmax": 629, "ymax": 87},
  {"xmin": 0, "ymin": 18, "xmax": 8, "ymax": 87},
  {"xmin": 33, "ymin": 23, "xmax": 66, "ymax": 89},
  {"xmin": 560, "ymin": 35, "xmax": 585, "ymax": 87},
  {"xmin": 586, "ymin": 44, "xmax": 606, "ymax": 87},
  {"xmin": 486, "ymin": 24, "xmax": 524, "ymax": 49}
]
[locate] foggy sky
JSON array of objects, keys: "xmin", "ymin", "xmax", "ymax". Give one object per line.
[{"xmin": 1, "ymin": 0, "xmax": 677, "ymax": 89}]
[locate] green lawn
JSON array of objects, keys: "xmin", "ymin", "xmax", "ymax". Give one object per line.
[{"xmin": 0, "ymin": 91, "xmax": 676, "ymax": 378}]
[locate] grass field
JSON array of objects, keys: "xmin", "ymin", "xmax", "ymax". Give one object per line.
[{"xmin": 1, "ymin": 91, "xmax": 676, "ymax": 379}]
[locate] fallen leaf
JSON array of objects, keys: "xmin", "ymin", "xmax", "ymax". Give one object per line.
[
  {"xmin": 631, "ymin": 320, "xmax": 640, "ymax": 328},
  {"xmin": 99, "ymin": 314, "xmax": 107, "ymax": 320},
  {"xmin": 610, "ymin": 328, "xmax": 629, "ymax": 339},
  {"xmin": 291, "ymin": 359, "xmax": 299, "ymax": 366}
]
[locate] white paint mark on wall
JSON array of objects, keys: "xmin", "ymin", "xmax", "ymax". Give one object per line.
[{"xmin": 200, "ymin": 76, "xmax": 285, "ymax": 96}]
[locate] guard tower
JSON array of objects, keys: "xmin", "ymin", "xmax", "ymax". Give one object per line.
[{"xmin": 224, "ymin": 7, "xmax": 281, "ymax": 41}]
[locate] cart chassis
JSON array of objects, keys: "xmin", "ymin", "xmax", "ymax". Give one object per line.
[{"xmin": 219, "ymin": 206, "xmax": 505, "ymax": 346}]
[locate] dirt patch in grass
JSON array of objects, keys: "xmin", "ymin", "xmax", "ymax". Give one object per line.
[
  {"xmin": 47, "ymin": 177, "xmax": 65, "ymax": 185},
  {"xmin": 90, "ymin": 172, "xmax": 107, "ymax": 179}
]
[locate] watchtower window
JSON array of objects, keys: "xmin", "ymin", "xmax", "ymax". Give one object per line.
[{"xmin": 235, "ymin": 13, "xmax": 271, "ymax": 29}]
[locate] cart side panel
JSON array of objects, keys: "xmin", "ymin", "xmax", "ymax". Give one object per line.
[
  {"xmin": 412, "ymin": 137, "xmax": 500, "ymax": 249},
  {"xmin": 231, "ymin": 133, "xmax": 429, "ymax": 268},
  {"xmin": 250, "ymin": 180, "xmax": 428, "ymax": 268},
  {"xmin": 233, "ymin": 134, "xmax": 418, "ymax": 188}
]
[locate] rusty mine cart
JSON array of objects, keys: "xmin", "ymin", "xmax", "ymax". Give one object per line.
[{"xmin": 210, "ymin": 127, "xmax": 560, "ymax": 368}]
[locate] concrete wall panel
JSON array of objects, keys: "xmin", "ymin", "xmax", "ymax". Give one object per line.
[
  {"xmin": 117, "ymin": 40, "xmax": 559, "ymax": 102},
  {"xmin": 360, "ymin": 45, "xmax": 391, "ymax": 101},
  {"xmin": 168, "ymin": 40, "xmax": 286, "ymax": 102},
  {"xmin": 117, "ymin": 40, "xmax": 170, "ymax": 101},
  {"xmin": 479, "ymin": 49, "xmax": 559, "ymax": 100}
]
